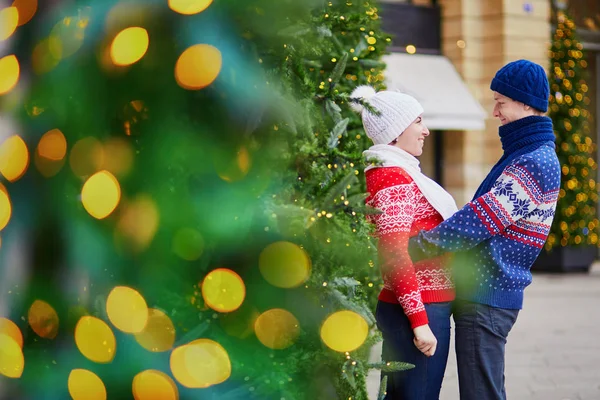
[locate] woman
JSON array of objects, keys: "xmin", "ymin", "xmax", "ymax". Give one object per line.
[{"xmin": 350, "ymin": 86, "xmax": 458, "ymax": 399}]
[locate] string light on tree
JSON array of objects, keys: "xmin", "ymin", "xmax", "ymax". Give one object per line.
[
  {"xmin": 546, "ymin": 9, "xmax": 598, "ymax": 249},
  {"xmin": 170, "ymin": 339, "xmax": 231, "ymax": 388},
  {"xmin": 320, "ymin": 311, "xmax": 368, "ymax": 352},
  {"xmin": 27, "ymin": 300, "xmax": 59, "ymax": 339},
  {"xmin": 110, "ymin": 27, "xmax": 149, "ymax": 66},
  {"xmin": 0, "ymin": 318, "xmax": 22, "ymax": 348},
  {"xmin": 106, "ymin": 286, "xmax": 149, "ymax": 333},
  {"xmin": 0, "ymin": 135, "xmax": 29, "ymax": 182},
  {"xmin": 35, "ymin": 128, "xmax": 67, "ymax": 177},
  {"xmin": 0, "ymin": 184, "xmax": 12, "ymax": 231},
  {"xmin": 0, "ymin": 333, "xmax": 24, "ymax": 378},
  {"xmin": 81, "ymin": 171, "xmax": 121, "ymax": 219},
  {"xmin": 134, "ymin": 308, "xmax": 176, "ymax": 352},
  {"xmin": 132, "ymin": 370, "xmax": 178, "ymax": 400},
  {"xmin": 74, "ymin": 316, "xmax": 116, "ymax": 363},
  {"xmin": 11, "ymin": 0, "xmax": 36, "ymax": 26},
  {"xmin": 0, "ymin": 7, "xmax": 18, "ymax": 41},
  {"xmin": 254, "ymin": 309, "xmax": 300, "ymax": 350},
  {"xmin": 175, "ymin": 44, "xmax": 222, "ymax": 90},
  {"xmin": 68, "ymin": 369, "xmax": 107, "ymax": 400},
  {"xmin": 201, "ymin": 268, "xmax": 246, "ymax": 313},
  {"xmin": 258, "ymin": 241, "xmax": 311, "ymax": 288},
  {"xmin": 168, "ymin": 0, "xmax": 213, "ymax": 15}
]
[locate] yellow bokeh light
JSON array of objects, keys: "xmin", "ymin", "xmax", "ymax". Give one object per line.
[
  {"xmin": 32, "ymin": 38, "xmax": 60, "ymax": 75},
  {"xmin": 28, "ymin": 300, "xmax": 59, "ymax": 339},
  {"xmin": 168, "ymin": 0, "xmax": 213, "ymax": 15},
  {"xmin": 406, "ymin": 44, "xmax": 416, "ymax": 54},
  {"xmin": 220, "ymin": 306, "xmax": 260, "ymax": 339},
  {"xmin": 0, "ymin": 54, "xmax": 19, "ymax": 95},
  {"xmin": 75, "ymin": 316, "xmax": 116, "ymax": 363},
  {"xmin": 106, "ymin": 286, "xmax": 148, "ymax": 333},
  {"xmin": 116, "ymin": 195, "xmax": 159, "ymax": 252},
  {"xmin": 35, "ymin": 129, "xmax": 67, "ymax": 178},
  {"xmin": 48, "ymin": 15, "xmax": 88, "ymax": 60},
  {"xmin": 68, "ymin": 369, "xmax": 107, "ymax": 400},
  {"xmin": 0, "ymin": 135, "xmax": 29, "ymax": 182},
  {"xmin": 0, "ymin": 333, "xmax": 24, "ymax": 378},
  {"xmin": 170, "ymin": 339, "xmax": 231, "ymax": 388},
  {"xmin": 259, "ymin": 241, "xmax": 311, "ymax": 288},
  {"xmin": 320, "ymin": 311, "xmax": 368, "ymax": 352},
  {"xmin": 132, "ymin": 370, "xmax": 178, "ymax": 400},
  {"xmin": 12, "ymin": 0, "xmax": 36, "ymax": 26},
  {"xmin": 81, "ymin": 170, "xmax": 121, "ymax": 219},
  {"xmin": 105, "ymin": 2, "xmax": 152, "ymax": 35},
  {"xmin": 0, "ymin": 185, "xmax": 11, "ymax": 231},
  {"xmin": 175, "ymin": 44, "xmax": 222, "ymax": 90},
  {"xmin": 172, "ymin": 228, "xmax": 204, "ymax": 261},
  {"xmin": 69, "ymin": 137, "xmax": 104, "ymax": 177},
  {"xmin": 37, "ymin": 129, "xmax": 66, "ymax": 160},
  {"xmin": 134, "ymin": 308, "xmax": 175, "ymax": 352},
  {"xmin": 0, "ymin": 318, "xmax": 22, "ymax": 348},
  {"xmin": 101, "ymin": 138, "xmax": 134, "ymax": 177},
  {"xmin": 201, "ymin": 268, "xmax": 245, "ymax": 313},
  {"xmin": 254, "ymin": 308, "xmax": 300, "ymax": 350},
  {"xmin": 216, "ymin": 147, "xmax": 251, "ymax": 183},
  {"xmin": 34, "ymin": 149, "xmax": 64, "ymax": 178},
  {"xmin": 110, "ymin": 27, "xmax": 149, "ymax": 66},
  {"xmin": 0, "ymin": 7, "xmax": 19, "ymax": 41}
]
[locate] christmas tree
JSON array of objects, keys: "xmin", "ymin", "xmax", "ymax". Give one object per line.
[
  {"xmin": 0, "ymin": 0, "xmax": 409, "ymax": 399},
  {"xmin": 546, "ymin": 8, "xmax": 599, "ymax": 250}
]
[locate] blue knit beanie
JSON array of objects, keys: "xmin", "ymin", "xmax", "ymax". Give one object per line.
[{"xmin": 490, "ymin": 60, "xmax": 549, "ymax": 112}]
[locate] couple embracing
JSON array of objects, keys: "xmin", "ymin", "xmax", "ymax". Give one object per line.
[{"xmin": 351, "ymin": 60, "xmax": 561, "ymax": 400}]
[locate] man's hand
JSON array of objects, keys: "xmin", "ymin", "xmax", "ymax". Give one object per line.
[{"xmin": 413, "ymin": 324, "xmax": 437, "ymax": 357}]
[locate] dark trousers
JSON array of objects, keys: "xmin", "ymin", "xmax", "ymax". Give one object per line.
[
  {"xmin": 376, "ymin": 301, "xmax": 452, "ymax": 400},
  {"xmin": 453, "ymin": 300, "xmax": 520, "ymax": 400}
]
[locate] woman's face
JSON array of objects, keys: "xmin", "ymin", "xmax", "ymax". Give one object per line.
[{"xmin": 390, "ymin": 115, "xmax": 430, "ymax": 156}]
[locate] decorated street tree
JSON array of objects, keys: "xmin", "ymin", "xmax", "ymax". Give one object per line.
[
  {"xmin": 546, "ymin": 9, "xmax": 599, "ymax": 252},
  {"xmin": 0, "ymin": 0, "xmax": 407, "ymax": 399}
]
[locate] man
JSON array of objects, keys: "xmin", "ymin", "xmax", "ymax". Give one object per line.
[{"xmin": 408, "ymin": 59, "xmax": 561, "ymax": 400}]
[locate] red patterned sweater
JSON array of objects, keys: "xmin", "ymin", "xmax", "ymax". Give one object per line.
[{"xmin": 366, "ymin": 167, "xmax": 455, "ymax": 328}]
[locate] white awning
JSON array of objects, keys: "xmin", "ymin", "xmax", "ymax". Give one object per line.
[{"xmin": 382, "ymin": 53, "xmax": 487, "ymax": 131}]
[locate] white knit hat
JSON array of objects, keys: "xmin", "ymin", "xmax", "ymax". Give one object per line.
[{"xmin": 350, "ymin": 85, "xmax": 424, "ymax": 145}]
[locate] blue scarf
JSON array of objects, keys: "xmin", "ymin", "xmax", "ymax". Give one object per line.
[{"xmin": 473, "ymin": 115, "xmax": 556, "ymax": 199}]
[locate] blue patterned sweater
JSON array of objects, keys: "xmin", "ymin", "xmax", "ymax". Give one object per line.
[{"xmin": 409, "ymin": 117, "xmax": 560, "ymax": 309}]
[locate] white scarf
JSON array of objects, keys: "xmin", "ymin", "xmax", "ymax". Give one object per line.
[{"xmin": 363, "ymin": 144, "xmax": 458, "ymax": 220}]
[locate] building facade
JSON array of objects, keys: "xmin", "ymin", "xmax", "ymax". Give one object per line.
[{"xmin": 380, "ymin": 0, "xmax": 600, "ymax": 206}]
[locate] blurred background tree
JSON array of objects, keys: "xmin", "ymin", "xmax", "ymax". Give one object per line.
[
  {"xmin": 0, "ymin": 0, "xmax": 408, "ymax": 399},
  {"xmin": 546, "ymin": 8, "xmax": 599, "ymax": 252}
]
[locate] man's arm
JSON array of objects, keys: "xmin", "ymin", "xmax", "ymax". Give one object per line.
[{"xmin": 409, "ymin": 158, "xmax": 545, "ymax": 261}]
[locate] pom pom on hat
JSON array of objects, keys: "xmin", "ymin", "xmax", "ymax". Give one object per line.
[{"xmin": 349, "ymin": 85, "xmax": 377, "ymax": 113}]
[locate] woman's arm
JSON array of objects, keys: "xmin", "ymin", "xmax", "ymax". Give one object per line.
[{"xmin": 370, "ymin": 179, "xmax": 428, "ymax": 328}]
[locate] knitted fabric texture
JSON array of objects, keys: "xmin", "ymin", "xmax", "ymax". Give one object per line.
[
  {"xmin": 366, "ymin": 167, "xmax": 455, "ymax": 328},
  {"xmin": 490, "ymin": 59, "xmax": 550, "ymax": 112},
  {"xmin": 473, "ymin": 115, "xmax": 556, "ymax": 199},
  {"xmin": 363, "ymin": 144, "xmax": 458, "ymax": 220},
  {"xmin": 350, "ymin": 86, "xmax": 424, "ymax": 145},
  {"xmin": 409, "ymin": 125, "xmax": 560, "ymax": 310}
]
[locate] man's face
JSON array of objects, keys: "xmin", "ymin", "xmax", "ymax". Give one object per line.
[{"xmin": 492, "ymin": 92, "xmax": 532, "ymax": 125}]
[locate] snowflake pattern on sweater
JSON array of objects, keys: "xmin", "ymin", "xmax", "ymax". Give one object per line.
[
  {"xmin": 409, "ymin": 145, "xmax": 560, "ymax": 309},
  {"xmin": 366, "ymin": 167, "xmax": 455, "ymax": 328}
]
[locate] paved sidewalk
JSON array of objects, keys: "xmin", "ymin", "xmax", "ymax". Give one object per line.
[{"xmin": 367, "ymin": 263, "xmax": 600, "ymax": 400}]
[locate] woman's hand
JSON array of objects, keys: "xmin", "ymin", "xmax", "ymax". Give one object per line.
[{"xmin": 413, "ymin": 324, "xmax": 437, "ymax": 357}]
